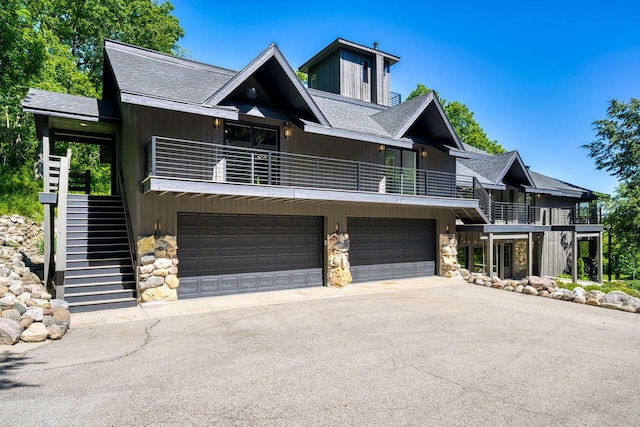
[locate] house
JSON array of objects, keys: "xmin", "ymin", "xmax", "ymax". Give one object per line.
[{"xmin": 21, "ymin": 38, "xmax": 603, "ymax": 311}]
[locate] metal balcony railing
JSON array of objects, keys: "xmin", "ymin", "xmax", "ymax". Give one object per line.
[
  {"xmin": 146, "ymin": 136, "xmax": 464, "ymax": 199},
  {"xmin": 144, "ymin": 136, "xmax": 601, "ymax": 226}
]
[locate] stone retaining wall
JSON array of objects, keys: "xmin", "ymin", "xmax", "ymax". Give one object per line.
[
  {"xmin": 137, "ymin": 235, "xmax": 180, "ymax": 303},
  {"xmin": 440, "ymin": 234, "xmax": 461, "ymax": 278}
]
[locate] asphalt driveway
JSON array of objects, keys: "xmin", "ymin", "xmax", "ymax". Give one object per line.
[{"xmin": 1, "ymin": 277, "xmax": 639, "ymax": 426}]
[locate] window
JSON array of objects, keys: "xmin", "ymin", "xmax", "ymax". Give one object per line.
[
  {"xmin": 224, "ymin": 122, "xmax": 279, "ymax": 184},
  {"xmin": 362, "ymin": 60, "xmax": 369, "ymax": 83}
]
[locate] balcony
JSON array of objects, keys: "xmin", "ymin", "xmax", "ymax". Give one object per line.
[
  {"xmin": 142, "ymin": 136, "xmax": 600, "ymax": 227},
  {"xmin": 146, "ymin": 136, "xmax": 464, "ymax": 196}
]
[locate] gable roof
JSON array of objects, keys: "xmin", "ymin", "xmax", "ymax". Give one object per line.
[
  {"xmin": 458, "ymin": 150, "xmax": 535, "ymax": 189},
  {"xmin": 203, "ymin": 43, "xmax": 329, "ymax": 126},
  {"xmin": 101, "ymin": 39, "xmax": 462, "ymax": 151},
  {"xmin": 527, "ymin": 170, "xmax": 595, "ymax": 199},
  {"xmin": 371, "ymin": 92, "xmax": 463, "ymax": 149}
]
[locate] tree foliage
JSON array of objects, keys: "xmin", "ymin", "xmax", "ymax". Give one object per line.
[
  {"xmin": 0, "ymin": 0, "xmax": 184, "ymax": 215},
  {"xmin": 406, "ymin": 83, "xmax": 505, "ymax": 154},
  {"xmin": 584, "ymin": 99, "xmax": 640, "ymax": 281},
  {"xmin": 583, "ymin": 98, "xmax": 640, "ymax": 185}
]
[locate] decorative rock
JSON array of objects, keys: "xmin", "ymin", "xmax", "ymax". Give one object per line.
[
  {"xmin": 0, "ymin": 318, "xmax": 24, "ymax": 345},
  {"xmin": 46, "ymin": 324, "xmax": 63, "ymax": 340},
  {"xmin": 0, "ymin": 297, "xmax": 14, "ymax": 309},
  {"xmin": 572, "ymin": 287, "xmax": 586, "ymax": 297},
  {"xmin": 584, "ymin": 290, "xmax": 605, "ymax": 302},
  {"xmin": 2, "ymin": 308, "xmax": 22, "ymax": 322},
  {"xmin": 504, "ymin": 285, "xmax": 514, "ymax": 292},
  {"xmin": 168, "ymin": 265, "xmax": 178, "ymax": 275},
  {"xmin": 515, "ymin": 285, "xmax": 524, "ymax": 293},
  {"xmin": 137, "ymin": 235, "xmax": 156, "ymax": 257},
  {"xmin": 539, "ymin": 290, "xmax": 550, "ymax": 297},
  {"xmin": 52, "ymin": 307, "xmax": 71, "ymax": 327},
  {"xmin": 165, "ymin": 275, "xmax": 180, "ymax": 289},
  {"xmin": 25, "ymin": 299, "xmax": 36, "ymax": 307},
  {"xmin": 0, "ymin": 284, "xmax": 7, "ymax": 297},
  {"xmin": 172, "ymin": 258, "xmax": 179, "ymax": 266},
  {"xmin": 55, "ymin": 321, "xmax": 69, "ymax": 335},
  {"xmin": 42, "ymin": 315, "xmax": 55, "ymax": 327},
  {"xmin": 526, "ymin": 276, "xmax": 557, "ymax": 292},
  {"xmin": 50, "ymin": 299, "xmax": 69, "ymax": 309},
  {"xmin": 459, "ymin": 268, "xmax": 470, "ymax": 279},
  {"xmin": 154, "ymin": 247, "xmax": 167, "ymax": 258},
  {"xmin": 140, "ymin": 254, "xmax": 156, "ymax": 266},
  {"xmin": 153, "ymin": 268, "xmax": 168, "ymax": 277},
  {"xmin": 549, "ymin": 291, "xmax": 564, "ymax": 300},
  {"xmin": 600, "ymin": 291, "xmax": 640, "ymax": 310},
  {"xmin": 9, "ymin": 282, "xmax": 24, "ymax": 296},
  {"xmin": 141, "ymin": 285, "xmax": 177, "ymax": 302},
  {"xmin": 41, "ymin": 292, "xmax": 52, "ymax": 300},
  {"xmin": 586, "ymin": 298, "xmax": 601, "ymax": 307},
  {"xmin": 20, "ymin": 317, "xmax": 33, "ymax": 328},
  {"xmin": 601, "ymin": 302, "xmax": 622, "ymax": 310},
  {"xmin": 491, "ymin": 282, "xmax": 504, "ymax": 289},
  {"xmin": 34, "ymin": 299, "xmax": 51, "ymax": 309},
  {"xmin": 619, "ymin": 305, "xmax": 637, "ymax": 313},
  {"xmin": 22, "ymin": 307, "xmax": 44, "ymax": 321},
  {"xmin": 523, "ymin": 285, "xmax": 539, "ymax": 296},
  {"xmin": 561, "ymin": 292, "xmax": 575, "ymax": 302},
  {"xmin": 139, "ymin": 264, "xmax": 155, "ymax": 275},
  {"xmin": 30, "ymin": 291, "xmax": 42, "ymax": 299},
  {"xmin": 140, "ymin": 275, "xmax": 165, "ymax": 290},
  {"xmin": 484, "ymin": 281, "xmax": 492, "ymax": 287},
  {"xmin": 153, "ymin": 258, "xmax": 172, "ymax": 269},
  {"xmin": 474, "ymin": 278, "xmax": 484, "ymax": 286},
  {"xmin": 20, "ymin": 322, "xmax": 48, "ymax": 342},
  {"xmin": 13, "ymin": 302, "xmax": 26, "ymax": 315},
  {"xmin": 573, "ymin": 295, "xmax": 587, "ymax": 304}
]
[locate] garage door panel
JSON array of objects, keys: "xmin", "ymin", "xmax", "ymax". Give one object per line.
[
  {"xmin": 177, "ymin": 213, "xmax": 322, "ymax": 299},
  {"xmin": 349, "ymin": 217, "xmax": 435, "ymax": 283}
]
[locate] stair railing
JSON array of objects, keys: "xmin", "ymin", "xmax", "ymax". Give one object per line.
[
  {"xmin": 54, "ymin": 149, "xmax": 72, "ymax": 298},
  {"xmin": 118, "ymin": 167, "xmax": 139, "ymax": 302}
]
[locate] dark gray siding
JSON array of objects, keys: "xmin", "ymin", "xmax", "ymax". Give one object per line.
[{"xmin": 308, "ymin": 51, "xmax": 340, "ymax": 94}]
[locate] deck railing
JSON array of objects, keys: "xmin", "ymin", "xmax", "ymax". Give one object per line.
[
  {"xmin": 146, "ymin": 136, "xmax": 463, "ymax": 199},
  {"xmin": 145, "ymin": 136, "xmax": 601, "ymax": 226}
]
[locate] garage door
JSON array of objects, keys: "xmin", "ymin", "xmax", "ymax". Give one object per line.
[
  {"xmin": 348, "ymin": 217, "xmax": 436, "ymax": 282},
  {"xmin": 177, "ymin": 213, "xmax": 323, "ymax": 298}
]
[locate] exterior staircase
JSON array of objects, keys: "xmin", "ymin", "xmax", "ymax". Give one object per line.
[{"xmin": 63, "ymin": 195, "xmax": 137, "ymax": 312}]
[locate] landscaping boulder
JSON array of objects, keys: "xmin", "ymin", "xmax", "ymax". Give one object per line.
[
  {"xmin": 523, "ymin": 285, "xmax": 539, "ymax": 296},
  {"xmin": 0, "ymin": 318, "xmax": 23, "ymax": 345},
  {"xmin": 526, "ymin": 276, "xmax": 557, "ymax": 292},
  {"xmin": 600, "ymin": 291, "xmax": 640, "ymax": 311},
  {"xmin": 52, "ymin": 307, "xmax": 71, "ymax": 327},
  {"xmin": 20, "ymin": 322, "xmax": 48, "ymax": 342}
]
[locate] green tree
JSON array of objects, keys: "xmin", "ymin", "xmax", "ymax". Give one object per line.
[
  {"xmin": 406, "ymin": 83, "xmax": 505, "ymax": 154},
  {"xmin": 583, "ymin": 98, "xmax": 640, "ymax": 185},
  {"xmin": 584, "ymin": 99, "xmax": 640, "ymax": 281},
  {"xmin": 0, "ymin": 0, "xmax": 185, "ymax": 217}
]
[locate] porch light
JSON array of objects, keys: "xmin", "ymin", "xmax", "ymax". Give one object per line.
[
  {"xmin": 446, "ymin": 224, "xmax": 450, "ymax": 233},
  {"xmin": 335, "ymin": 222, "xmax": 340, "ymax": 232},
  {"xmin": 379, "ymin": 144, "xmax": 385, "ymax": 152},
  {"xmin": 284, "ymin": 122, "xmax": 293, "ymax": 140},
  {"xmin": 213, "ymin": 118, "xmax": 221, "ymax": 129},
  {"xmin": 421, "ymin": 148, "xmax": 427, "ymax": 158}
]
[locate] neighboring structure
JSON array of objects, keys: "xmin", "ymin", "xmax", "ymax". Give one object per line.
[{"xmin": 22, "ymin": 38, "xmax": 602, "ymax": 311}]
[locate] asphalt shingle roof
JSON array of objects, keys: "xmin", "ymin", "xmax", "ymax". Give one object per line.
[
  {"xmin": 22, "ymin": 88, "xmax": 120, "ymax": 120},
  {"xmin": 370, "ymin": 94, "xmax": 428, "ymax": 137},
  {"xmin": 105, "ymin": 42, "xmax": 235, "ymax": 104}
]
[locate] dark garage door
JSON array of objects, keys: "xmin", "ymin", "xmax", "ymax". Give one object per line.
[
  {"xmin": 348, "ymin": 217, "xmax": 436, "ymax": 282},
  {"xmin": 177, "ymin": 213, "xmax": 323, "ymax": 298}
]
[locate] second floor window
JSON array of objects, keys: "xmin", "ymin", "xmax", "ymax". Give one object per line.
[{"xmin": 224, "ymin": 123, "xmax": 278, "ymax": 151}]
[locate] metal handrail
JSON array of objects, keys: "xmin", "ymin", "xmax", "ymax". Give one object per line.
[
  {"xmin": 146, "ymin": 136, "xmax": 465, "ymax": 199},
  {"xmin": 118, "ymin": 167, "xmax": 139, "ymax": 302}
]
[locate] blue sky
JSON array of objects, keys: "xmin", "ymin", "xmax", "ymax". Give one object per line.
[{"xmin": 169, "ymin": 0, "xmax": 640, "ymax": 195}]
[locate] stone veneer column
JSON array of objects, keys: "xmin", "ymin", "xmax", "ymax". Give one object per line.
[
  {"xmin": 440, "ymin": 234, "xmax": 461, "ymax": 278},
  {"xmin": 137, "ymin": 235, "xmax": 180, "ymax": 302},
  {"xmin": 327, "ymin": 233, "xmax": 352, "ymax": 288}
]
